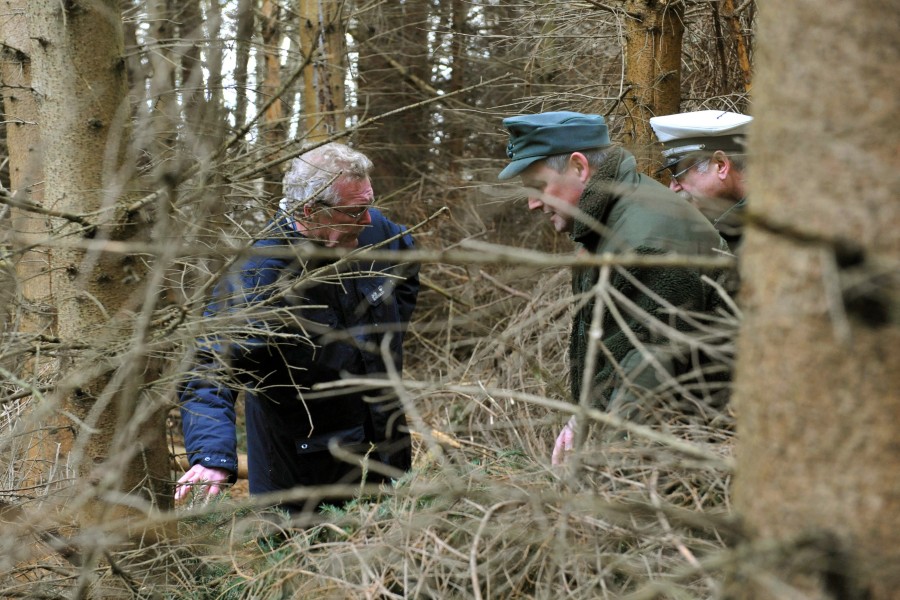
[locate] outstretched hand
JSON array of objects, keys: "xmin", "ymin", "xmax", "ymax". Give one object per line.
[
  {"xmin": 551, "ymin": 416, "xmax": 577, "ymax": 466},
  {"xmin": 175, "ymin": 464, "xmax": 231, "ymax": 502}
]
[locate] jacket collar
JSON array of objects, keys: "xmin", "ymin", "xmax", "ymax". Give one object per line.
[{"xmin": 571, "ymin": 147, "xmax": 637, "ymax": 242}]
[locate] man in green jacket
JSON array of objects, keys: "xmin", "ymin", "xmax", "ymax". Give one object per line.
[{"xmin": 498, "ymin": 111, "xmax": 731, "ymax": 465}]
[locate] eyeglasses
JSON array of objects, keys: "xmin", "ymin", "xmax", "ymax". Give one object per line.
[
  {"xmin": 668, "ymin": 158, "xmax": 710, "ymax": 184},
  {"xmin": 320, "ymin": 203, "xmax": 372, "ymax": 220}
]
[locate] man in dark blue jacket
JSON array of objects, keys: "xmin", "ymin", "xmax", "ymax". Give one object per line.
[{"xmin": 175, "ymin": 143, "xmax": 420, "ymax": 512}]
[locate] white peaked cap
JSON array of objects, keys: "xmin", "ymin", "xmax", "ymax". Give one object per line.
[
  {"xmin": 649, "ymin": 110, "xmax": 753, "ymax": 169},
  {"xmin": 649, "ymin": 110, "xmax": 752, "ymax": 142}
]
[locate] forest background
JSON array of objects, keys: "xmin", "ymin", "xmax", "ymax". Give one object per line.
[{"xmin": 0, "ymin": 0, "xmax": 897, "ymax": 598}]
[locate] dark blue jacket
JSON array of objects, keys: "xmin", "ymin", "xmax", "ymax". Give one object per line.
[{"xmin": 179, "ymin": 209, "xmax": 419, "ymax": 487}]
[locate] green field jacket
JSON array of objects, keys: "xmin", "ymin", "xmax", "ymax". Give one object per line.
[{"xmin": 568, "ymin": 148, "xmax": 731, "ymax": 416}]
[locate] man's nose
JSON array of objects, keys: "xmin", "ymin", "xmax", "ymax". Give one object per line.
[{"xmin": 359, "ymin": 208, "xmax": 372, "ymax": 225}]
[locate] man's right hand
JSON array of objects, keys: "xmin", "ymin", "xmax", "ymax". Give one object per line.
[{"xmin": 175, "ymin": 464, "xmax": 231, "ymax": 502}]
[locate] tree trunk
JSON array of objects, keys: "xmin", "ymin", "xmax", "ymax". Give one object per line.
[
  {"xmin": 621, "ymin": 0, "xmax": 683, "ymax": 174},
  {"xmin": 445, "ymin": 0, "xmax": 468, "ymax": 170},
  {"xmin": 233, "ymin": 0, "xmax": 256, "ymax": 133},
  {"xmin": 730, "ymin": 1, "xmax": 900, "ymax": 597},
  {"xmin": 27, "ymin": 0, "xmax": 171, "ymax": 529},
  {"xmin": 298, "ymin": 0, "xmax": 319, "ymax": 136},
  {"xmin": 298, "ymin": 0, "xmax": 347, "ymax": 142},
  {"xmin": 720, "ymin": 0, "xmax": 752, "ymax": 93},
  {"xmin": 1, "ymin": 0, "xmax": 45, "ymax": 337},
  {"xmin": 355, "ymin": 0, "xmax": 431, "ymax": 196},
  {"xmin": 319, "ymin": 0, "xmax": 346, "ymax": 136},
  {"xmin": 178, "ymin": 0, "xmax": 204, "ymax": 130},
  {"xmin": 145, "ymin": 0, "xmax": 179, "ymax": 176},
  {"xmin": 199, "ymin": 0, "xmax": 226, "ymax": 151},
  {"xmin": 0, "ymin": 0, "xmax": 64, "ymax": 491},
  {"xmin": 260, "ymin": 0, "xmax": 286, "ymax": 200}
]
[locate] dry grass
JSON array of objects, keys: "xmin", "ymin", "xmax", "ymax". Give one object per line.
[
  {"xmin": 0, "ymin": 2, "xmax": 752, "ymax": 592},
  {"xmin": 0, "ymin": 247, "xmax": 740, "ymax": 598}
]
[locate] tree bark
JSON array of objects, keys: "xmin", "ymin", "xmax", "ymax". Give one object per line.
[
  {"xmin": 319, "ymin": 0, "xmax": 346, "ymax": 136},
  {"xmin": 0, "ymin": 0, "xmax": 64, "ymax": 491},
  {"xmin": 622, "ymin": 0, "xmax": 683, "ymax": 174},
  {"xmin": 355, "ymin": 0, "xmax": 431, "ymax": 196},
  {"xmin": 298, "ymin": 0, "xmax": 346, "ymax": 142},
  {"xmin": 445, "ymin": 0, "xmax": 468, "ymax": 170},
  {"xmin": 178, "ymin": 0, "xmax": 204, "ymax": 129},
  {"xmin": 1, "ymin": 0, "xmax": 46, "ymax": 339},
  {"xmin": 730, "ymin": 1, "xmax": 900, "ymax": 597},
  {"xmin": 27, "ymin": 0, "xmax": 171, "ymax": 526},
  {"xmin": 260, "ymin": 0, "xmax": 286, "ymax": 200},
  {"xmin": 233, "ymin": 0, "xmax": 256, "ymax": 133},
  {"xmin": 721, "ymin": 0, "xmax": 752, "ymax": 93}
]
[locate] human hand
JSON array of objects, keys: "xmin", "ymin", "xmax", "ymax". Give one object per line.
[
  {"xmin": 175, "ymin": 464, "xmax": 231, "ymax": 502},
  {"xmin": 551, "ymin": 416, "xmax": 577, "ymax": 466}
]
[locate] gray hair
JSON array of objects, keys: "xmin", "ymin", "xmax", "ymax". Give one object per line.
[
  {"xmin": 694, "ymin": 152, "xmax": 746, "ymax": 174},
  {"xmin": 693, "ymin": 158, "xmax": 712, "ymax": 174},
  {"xmin": 283, "ymin": 142, "xmax": 374, "ymax": 208},
  {"xmin": 543, "ymin": 148, "xmax": 610, "ymax": 174},
  {"xmin": 726, "ymin": 153, "xmax": 746, "ymax": 171}
]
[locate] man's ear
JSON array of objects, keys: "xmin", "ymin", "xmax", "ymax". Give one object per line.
[
  {"xmin": 713, "ymin": 150, "xmax": 730, "ymax": 180},
  {"xmin": 569, "ymin": 152, "xmax": 591, "ymax": 183}
]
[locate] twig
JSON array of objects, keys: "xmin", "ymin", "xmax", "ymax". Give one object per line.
[
  {"xmin": 33, "ymin": 236, "xmax": 735, "ymax": 271},
  {"xmin": 648, "ymin": 470, "xmax": 718, "ymax": 592},
  {"xmin": 479, "ymin": 271, "xmax": 530, "ymax": 300},
  {"xmin": 604, "ymin": 84, "xmax": 633, "ymax": 118},
  {"xmin": 357, "ymin": 39, "xmax": 440, "ymax": 97},
  {"xmin": 419, "ymin": 274, "xmax": 476, "ymax": 309},
  {"xmin": 0, "ymin": 189, "xmax": 95, "ymax": 233},
  {"xmin": 316, "ymin": 378, "xmax": 733, "ymax": 469},
  {"xmin": 734, "ymin": 0, "xmax": 754, "ymax": 16},
  {"xmin": 581, "ymin": 0, "xmax": 643, "ymax": 20},
  {"xmin": 470, "ymin": 500, "xmax": 524, "ymax": 600},
  {"xmin": 233, "ymin": 73, "xmax": 510, "ymax": 183}
]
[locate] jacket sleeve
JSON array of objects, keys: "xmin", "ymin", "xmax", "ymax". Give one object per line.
[
  {"xmin": 179, "ymin": 348, "xmax": 240, "ymax": 476},
  {"xmin": 178, "ymin": 254, "xmax": 286, "ymax": 476},
  {"xmin": 393, "ymin": 225, "xmax": 420, "ymax": 326}
]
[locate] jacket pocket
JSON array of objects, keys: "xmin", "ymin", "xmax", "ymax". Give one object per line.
[{"xmin": 295, "ymin": 424, "xmax": 366, "ymax": 455}]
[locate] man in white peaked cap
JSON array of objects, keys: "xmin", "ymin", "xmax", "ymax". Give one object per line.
[{"xmin": 650, "ymin": 110, "xmax": 752, "ymax": 249}]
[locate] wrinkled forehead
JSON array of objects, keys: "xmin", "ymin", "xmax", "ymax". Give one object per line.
[
  {"xmin": 519, "ymin": 159, "xmax": 558, "ymax": 183},
  {"xmin": 333, "ymin": 176, "xmax": 374, "ymax": 202}
]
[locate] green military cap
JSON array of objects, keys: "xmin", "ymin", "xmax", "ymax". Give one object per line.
[{"xmin": 499, "ymin": 111, "xmax": 611, "ymax": 180}]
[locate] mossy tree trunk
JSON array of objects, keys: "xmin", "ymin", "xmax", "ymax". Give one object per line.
[{"xmin": 730, "ymin": 1, "xmax": 900, "ymax": 597}]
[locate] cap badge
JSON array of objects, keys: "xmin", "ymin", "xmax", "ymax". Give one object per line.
[{"xmin": 662, "ymin": 143, "xmax": 705, "ymax": 157}]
